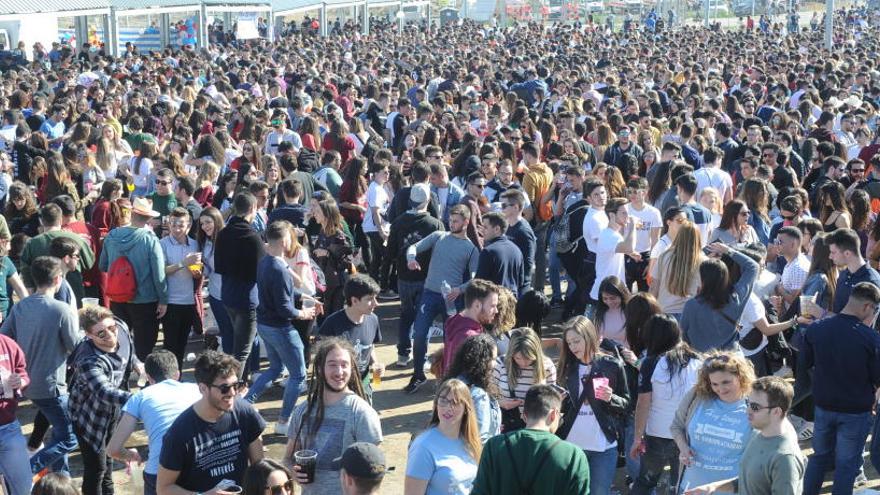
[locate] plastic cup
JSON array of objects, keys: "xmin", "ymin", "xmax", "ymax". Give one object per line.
[
  {"xmin": 592, "ymin": 377, "xmax": 609, "ymax": 398},
  {"xmin": 372, "ymin": 367, "xmax": 381, "ymax": 387},
  {"xmin": 294, "ymin": 450, "xmax": 318, "ymax": 484},
  {"xmin": 799, "ymin": 294, "xmax": 816, "ymax": 312},
  {"xmin": 188, "ymin": 262, "xmax": 203, "ymax": 273},
  {"xmin": 82, "ymin": 297, "xmax": 100, "ymax": 307}
]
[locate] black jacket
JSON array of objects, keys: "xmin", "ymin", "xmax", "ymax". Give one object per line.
[
  {"xmin": 215, "ymin": 215, "xmax": 265, "ymax": 284},
  {"xmin": 475, "ymin": 235, "xmax": 527, "ymax": 297},
  {"xmin": 386, "ymin": 211, "xmax": 444, "ymax": 282},
  {"xmin": 556, "ymin": 353, "xmax": 630, "ymax": 445}
]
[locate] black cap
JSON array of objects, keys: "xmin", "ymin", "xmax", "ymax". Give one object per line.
[{"xmin": 331, "ymin": 443, "xmax": 385, "ymax": 480}]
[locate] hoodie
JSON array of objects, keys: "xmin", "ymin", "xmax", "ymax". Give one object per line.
[
  {"xmin": 215, "ymin": 216, "xmax": 266, "ymax": 310},
  {"xmin": 99, "ymin": 226, "xmax": 168, "ymax": 304}
]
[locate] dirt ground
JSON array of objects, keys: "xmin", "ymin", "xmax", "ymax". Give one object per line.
[{"xmin": 15, "ymin": 298, "xmax": 880, "ymax": 494}]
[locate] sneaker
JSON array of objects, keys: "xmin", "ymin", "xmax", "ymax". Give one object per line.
[
  {"xmin": 403, "ymin": 377, "xmax": 427, "ymax": 394},
  {"xmin": 773, "ymin": 365, "xmax": 793, "ymax": 379},
  {"xmin": 395, "ymin": 355, "xmax": 412, "ymax": 368},
  {"xmin": 378, "ymin": 290, "xmax": 398, "ymax": 300},
  {"xmin": 28, "ymin": 443, "xmax": 44, "ymax": 458},
  {"xmin": 855, "ymin": 471, "xmax": 868, "ymax": 487},
  {"xmin": 274, "ymin": 421, "xmax": 290, "ymax": 436}
]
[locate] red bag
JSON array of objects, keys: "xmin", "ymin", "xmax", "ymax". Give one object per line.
[{"xmin": 105, "ymin": 255, "xmax": 137, "ymax": 303}]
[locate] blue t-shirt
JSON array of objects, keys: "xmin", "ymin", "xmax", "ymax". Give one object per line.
[
  {"xmin": 680, "ymin": 398, "xmax": 753, "ymax": 492},
  {"xmin": 121, "ymin": 379, "xmax": 200, "ymax": 474},
  {"xmin": 39, "ymin": 119, "xmax": 65, "ymax": 146},
  {"xmin": 406, "ymin": 427, "xmax": 478, "ymax": 495}
]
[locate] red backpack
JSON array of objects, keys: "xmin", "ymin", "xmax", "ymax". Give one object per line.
[{"xmin": 105, "ymin": 255, "xmax": 137, "ymax": 303}]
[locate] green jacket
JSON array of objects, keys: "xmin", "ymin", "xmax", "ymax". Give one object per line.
[{"xmin": 470, "ymin": 429, "xmax": 590, "ymax": 495}]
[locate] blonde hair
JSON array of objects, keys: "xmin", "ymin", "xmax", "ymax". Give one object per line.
[
  {"xmin": 699, "ymin": 187, "xmax": 722, "ymax": 215},
  {"xmin": 490, "ymin": 287, "xmax": 517, "ymax": 336},
  {"xmin": 505, "ymin": 328, "xmax": 546, "ymax": 390},
  {"xmin": 660, "ymin": 222, "xmax": 702, "ymax": 297},
  {"xmin": 197, "ymin": 161, "xmax": 220, "ymax": 188},
  {"xmin": 429, "ymin": 379, "xmax": 482, "ymax": 462},
  {"xmin": 557, "ymin": 316, "xmax": 602, "ymax": 385},
  {"xmin": 695, "ymin": 351, "xmax": 755, "ymax": 400}
]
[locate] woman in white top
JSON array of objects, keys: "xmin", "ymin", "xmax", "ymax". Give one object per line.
[
  {"xmin": 493, "ymin": 328, "xmax": 557, "ymax": 432},
  {"xmin": 649, "ymin": 222, "xmax": 704, "ymax": 318},
  {"xmin": 647, "ymin": 207, "xmax": 688, "ymax": 286},
  {"xmin": 405, "ymin": 378, "xmax": 481, "ymax": 495},
  {"xmin": 129, "ymin": 140, "xmax": 159, "ymax": 198}
]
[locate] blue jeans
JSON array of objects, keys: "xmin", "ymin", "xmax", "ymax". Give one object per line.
[
  {"xmin": 397, "ymin": 279, "xmax": 424, "ymax": 358},
  {"xmin": 412, "ymin": 289, "xmax": 450, "ymax": 381},
  {"xmin": 623, "ymin": 416, "xmax": 640, "ymax": 480},
  {"xmin": 30, "ymin": 395, "xmax": 78, "ymax": 475},
  {"xmin": 872, "ymin": 410, "xmax": 880, "ymax": 476},
  {"xmin": 547, "ymin": 230, "xmax": 566, "ymax": 301},
  {"xmin": 0, "ymin": 420, "xmax": 32, "ymax": 495},
  {"xmin": 585, "ymin": 446, "xmax": 619, "ymax": 495},
  {"xmin": 143, "ymin": 472, "xmax": 157, "ymax": 495},
  {"xmin": 211, "ymin": 295, "xmax": 235, "ymax": 355},
  {"xmin": 803, "ymin": 406, "xmax": 873, "ymax": 495},
  {"xmin": 245, "ymin": 323, "xmax": 307, "ymax": 422}
]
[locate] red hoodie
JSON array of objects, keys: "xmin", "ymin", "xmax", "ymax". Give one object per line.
[{"xmin": 0, "ymin": 334, "xmax": 29, "ymax": 425}]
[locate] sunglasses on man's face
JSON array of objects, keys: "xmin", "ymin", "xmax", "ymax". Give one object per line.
[{"xmin": 210, "ymin": 381, "xmax": 247, "ymax": 394}]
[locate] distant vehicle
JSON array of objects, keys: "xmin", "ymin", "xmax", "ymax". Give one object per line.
[
  {"xmin": 732, "ymin": 0, "xmax": 767, "ymax": 16},
  {"xmin": 701, "ymin": 0, "xmax": 730, "ymax": 14},
  {"xmin": 0, "ymin": 15, "xmax": 60, "ymax": 61}
]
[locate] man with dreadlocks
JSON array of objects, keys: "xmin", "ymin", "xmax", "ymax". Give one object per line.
[{"xmin": 284, "ymin": 337, "xmax": 383, "ymax": 494}]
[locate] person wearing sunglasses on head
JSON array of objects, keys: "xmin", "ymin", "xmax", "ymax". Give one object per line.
[
  {"xmin": 683, "ymin": 377, "xmax": 805, "ymax": 495},
  {"xmin": 157, "ymin": 351, "xmax": 266, "ymax": 495},
  {"xmin": 243, "ymin": 459, "xmax": 295, "ymax": 495}
]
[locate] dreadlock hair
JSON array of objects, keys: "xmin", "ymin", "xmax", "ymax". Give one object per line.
[{"xmin": 291, "ymin": 338, "xmax": 366, "ymax": 451}]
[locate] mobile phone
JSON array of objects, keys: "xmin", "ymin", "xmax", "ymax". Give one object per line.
[{"xmin": 549, "ymin": 383, "xmax": 568, "ymax": 397}]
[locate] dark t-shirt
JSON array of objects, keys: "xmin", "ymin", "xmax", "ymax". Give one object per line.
[
  {"xmin": 317, "ymin": 310, "xmax": 381, "ymax": 375},
  {"xmin": 159, "ymin": 399, "xmax": 266, "ymax": 492}
]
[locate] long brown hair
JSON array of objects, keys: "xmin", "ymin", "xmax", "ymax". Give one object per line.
[
  {"xmin": 291, "ymin": 338, "xmax": 366, "ymax": 451},
  {"xmin": 807, "ymin": 233, "xmax": 837, "ymax": 308},
  {"xmin": 660, "ymin": 222, "xmax": 702, "ymax": 297},
  {"xmin": 428, "ymin": 379, "xmax": 482, "ymax": 462},
  {"xmin": 317, "ymin": 199, "xmax": 344, "ymax": 236},
  {"xmin": 557, "ymin": 316, "xmax": 603, "ymax": 385},
  {"xmin": 197, "ymin": 206, "xmax": 225, "ymax": 250}
]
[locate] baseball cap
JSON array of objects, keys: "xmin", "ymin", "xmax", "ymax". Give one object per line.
[
  {"xmin": 409, "ymin": 183, "xmax": 430, "ymax": 209},
  {"xmin": 331, "ymin": 443, "xmax": 386, "ymax": 480}
]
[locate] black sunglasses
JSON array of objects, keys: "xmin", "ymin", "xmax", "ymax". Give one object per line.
[
  {"xmin": 745, "ymin": 398, "xmax": 774, "ymax": 412},
  {"xmin": 209, "ymin": 381, "xmax": 247, "ymax": 394},
  {"xmin": 268, "ymin": 480, "xmax": 294, "ymax": 495}
]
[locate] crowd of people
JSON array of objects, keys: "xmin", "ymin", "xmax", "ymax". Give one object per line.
[{"xmin": 1, "ymin": 5, "xmax": 880, "ymax": 495}]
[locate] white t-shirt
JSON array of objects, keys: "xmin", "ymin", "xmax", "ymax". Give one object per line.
[
  {"xmin": 566, "ymin": 363, "xmax": 617, "ymax": 452},
  {"xmin": 582, "ymin": 207, "xmax": 609, "ymax": 253},
  {"xmin": 286, "ymin": 246, "xmax": 316, "ymax": 296},
  {"xmin": 130, "ymin": 156, "xmax": 153, "ymax": 191},
  {"xmin": 643, "ymin": 356, "xmax": 702, "ymax": 438},
  {"xmin": 694, "ymin": 166, "xmax": 733, "ymax": 202},
  {"xmin": 649, "ymin": 234, "xmax": 672, "ymax": 261},
  {"xmin": 628, "ymin": 203, "xmax": 662, "ymax": 253},
  {"xmin": 591, "ymin": 228, "xmax": 624, "ymax": 300},
  {"xmin": 362, "ymin": 181, "xmax": 390, "ymax": 234},
  {"xmin": 738, "ymin": 293, "xmax": 768, "ymax": 357}
]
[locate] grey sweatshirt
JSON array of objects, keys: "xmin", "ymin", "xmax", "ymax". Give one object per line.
[
  {"xmin": 680, "ymin": 249, "xmax": 759, "ymax": 353},
  {"xmin": 0, "ymin": 293, "xmax": 81, "ymax": 399},
  {"xmin": 406, "ymin": 231, "xmax": 480, "ymax": 293}
]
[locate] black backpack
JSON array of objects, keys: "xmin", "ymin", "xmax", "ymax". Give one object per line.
[{"xmin": 553, "ymin": 198, "xmax": 590, "ymax": 254}]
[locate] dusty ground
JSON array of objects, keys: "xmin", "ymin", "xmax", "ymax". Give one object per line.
[{"xmin": 15, "ymin": 298, "xmax": 880, "ymax": 494}]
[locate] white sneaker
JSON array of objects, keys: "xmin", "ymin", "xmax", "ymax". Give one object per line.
[
  {"xmin": 274, "ymin": 421, "xmax": 290, "ymax": 436},
  {"xmin": 773, "ymin": 365, "xmax": 793, "ymax": 379},
  {"xmin": 396, "ymin": 355, "xmax": 412, "ymax": 367}
]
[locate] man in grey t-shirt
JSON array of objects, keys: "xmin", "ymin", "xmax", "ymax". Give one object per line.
[
  {"xmin": 285, "ymin": 338, "xmax": 382, "ymax": 495},
  {"xmin": 1, "ymin": 256, "xmax": 81, "ymax": 475},
  {"xmin": 685, "ymin": 377, "xmax": 805, "ymax": 495}
]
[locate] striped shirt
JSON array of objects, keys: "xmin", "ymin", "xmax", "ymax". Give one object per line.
[{"xmin": 492, "ymin": 356, "xmax": 557, "ymax": 405}]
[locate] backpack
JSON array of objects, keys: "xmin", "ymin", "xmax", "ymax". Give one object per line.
[
  {"xmin": 534, "ymin": 183, "xmax": 555, "ymax": 222},
  {"xmin": 554, "ymin": 199, "xmax": 590, "ymax": 254},
  {"xmin": 105, "ymin": 255, "xmax": 137, "ymax": 303}
]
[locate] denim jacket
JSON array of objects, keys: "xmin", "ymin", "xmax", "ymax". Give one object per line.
[{"xmin": 458, "ymin": 375, "xmax": 501, "ymax": 443}]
